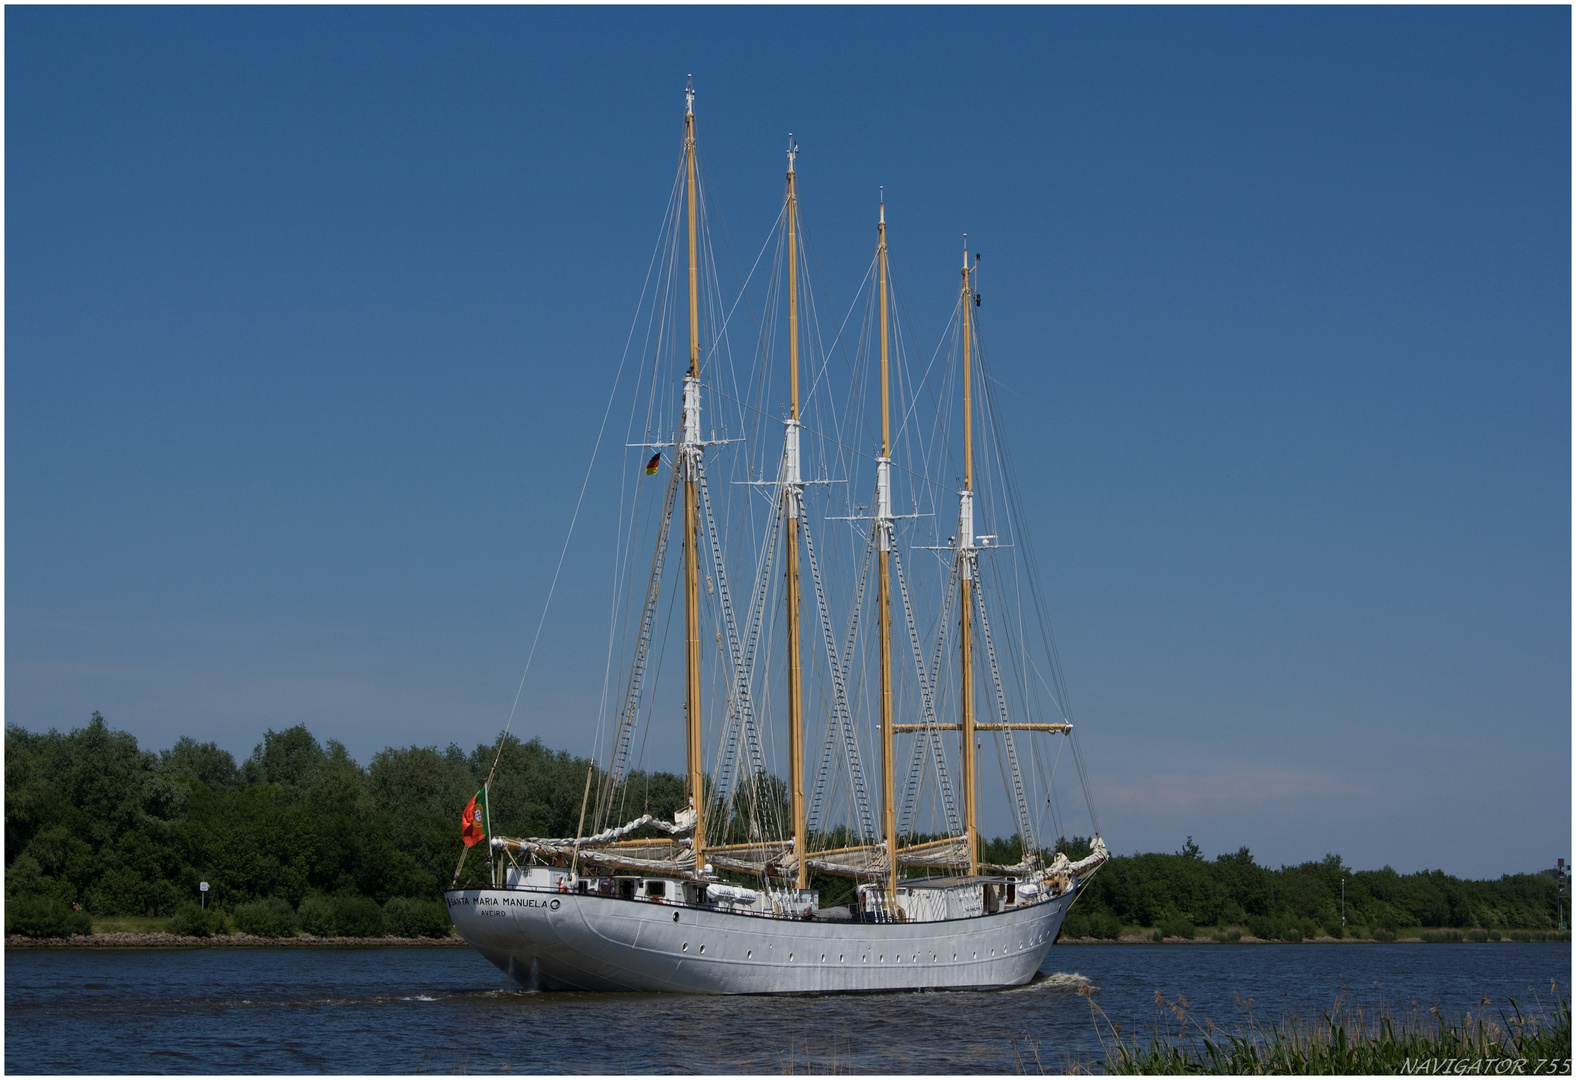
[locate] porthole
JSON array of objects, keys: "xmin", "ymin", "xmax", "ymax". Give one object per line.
[
  {"xmin": 972, "ymin": 951, "xmax": 977, "ymax": 959},
  {"xmin": 788, "ymin": 953, "xmax": 793, "ymax": 962},
  {"xmin": 952, "ymin": 953, "xmax": 957, "ymax": 961},
  {"xmin": 682, "ymin": 942, "xmax": 689, "ymax": 952},
  {"xmin": 879, "ymin": 954, "xmax": 884, "ymax": 963},
  {"xmin": 746, "ymin": 950, "xmax": 752, "ymax": 959},
  {"xmin": 839, "ymin": 954, "xmax": 845, "ymax": 963},
  {"xmin": 820, "ymin": 954, "xmax": 826, "ymax": 963},
  {"xmin": 699, "ymin": 944, "xmax": 705, "ymax": 954}
]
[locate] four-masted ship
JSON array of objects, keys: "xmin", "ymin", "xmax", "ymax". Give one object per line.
[{"xmin": 445, "ymin": 80, "xmax": 1107, "ymax": 993}]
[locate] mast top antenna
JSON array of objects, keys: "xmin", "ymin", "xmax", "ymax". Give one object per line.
[
  {"xmin": 685, "ymin": 75, "xmax": 694, "ymax": 116},
  {"xmin": 879, "ymin": 186, "xmax": 884, "ymax": 224},
  {"xmin": 787, "ymin": 133, "xmax": 797, "ymax": 173}
]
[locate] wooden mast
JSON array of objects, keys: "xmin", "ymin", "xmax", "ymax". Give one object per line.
[
  {"xmin": 784, "ymin": 137, "xmax": 807, "ymax": 891},
  {"xmin": 682, "ymin": 78, "xmax": 706, "ymax": 872},
  {"xmin": 877, "ymin": 197, "xmax": 898, "ymax": 900},
  {"xmin": 959, "ymin": 242, "xmax": 978, "ymax": 877}
]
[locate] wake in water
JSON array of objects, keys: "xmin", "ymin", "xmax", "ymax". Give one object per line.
[{"xmin": 1013, "ymin": 970, "xmax": 1097, "ymax": 995}]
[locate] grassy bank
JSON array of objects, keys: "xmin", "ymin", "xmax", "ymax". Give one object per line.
[
  {"xmin": 1083, "ymin": 985, "xmax": 1570, "ymax": 1074},
  {"xmin": 86, "ymin": 915, "xmax": 173, "ymax": 935}
]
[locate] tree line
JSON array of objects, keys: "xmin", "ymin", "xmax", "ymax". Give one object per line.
[
  {"xmin": 1059, "ymin": 836, "xmax": 1565, "ymax": 941},
  {"xmin": 5, "ymin": 713, "xmax": 618, "ymax": 936},
  {"xmin": 5, "ymin": 714, "xmax": 1565, "ymax": 939}
]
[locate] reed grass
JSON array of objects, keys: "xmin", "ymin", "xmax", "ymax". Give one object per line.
[{"xmin": 1086, "ymin": 982, "xmax": 1570, "ymax": 1074}]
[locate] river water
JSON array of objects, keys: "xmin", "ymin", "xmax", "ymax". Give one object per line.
[{"xmin": 5, "ymin": 942, "xmax": 1568, "ymax": 1073}]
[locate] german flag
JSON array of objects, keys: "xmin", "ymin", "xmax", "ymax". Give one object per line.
[{"xmin": 644, "ymin": 452, "xmax": 661, "ymax": 476}]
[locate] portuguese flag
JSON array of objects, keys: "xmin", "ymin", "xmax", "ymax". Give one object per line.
[{"xmin": 461, "ymin": 788, "xmax": 488, "ymax": 848}]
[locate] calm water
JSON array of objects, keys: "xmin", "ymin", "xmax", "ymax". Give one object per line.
[{"xmin": 5, "ymin": 942, "xmax": 1569, "ymax": 1073}]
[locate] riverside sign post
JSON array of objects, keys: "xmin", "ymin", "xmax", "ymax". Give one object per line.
[{"xmin": 199, "ymin": 881, "xmax": 209, "ymax": 910}]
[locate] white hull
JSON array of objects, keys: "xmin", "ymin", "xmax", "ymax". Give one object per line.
[{"xmin": 444, "ymin": 885, "xmax": 1077, "ymax": 994}]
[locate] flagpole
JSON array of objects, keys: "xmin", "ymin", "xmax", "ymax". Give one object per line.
[{"xmin": 485, "ymin": 782, "xmax": 495, "ymax": 886}]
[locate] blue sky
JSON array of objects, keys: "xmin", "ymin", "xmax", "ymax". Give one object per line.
[{"xmin": 7, "ymin": 6, "xmax": 1569, "ymax": 877}]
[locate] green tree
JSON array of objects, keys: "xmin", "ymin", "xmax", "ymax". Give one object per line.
[
  {"xmin": 240, "ymin": 725, "xmax": 328, "ymax": 790},
  {"xmin": 161, "ymin": 737, "xmax": 239, "ymax": 792}
]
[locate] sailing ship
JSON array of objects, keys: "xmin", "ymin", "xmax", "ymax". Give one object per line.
[{"xmin": 444, "ymin": 80, "xmax": 1108, "ymax": 993}]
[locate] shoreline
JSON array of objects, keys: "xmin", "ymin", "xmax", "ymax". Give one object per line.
[
  {"xmin": 6, "ymin": 931, "xmax": 469, "ymax": 949},
  {"xmin": 1056, "ymin": 933, "xmax": 1565, "ymax": 944},
  {"xmin": 11, "ymin": 931, "xmax": 1563, "ymax": 949},
  {"xmin": 1058, "ymin": 934, "xmax": 1391, "ymax": 945}
]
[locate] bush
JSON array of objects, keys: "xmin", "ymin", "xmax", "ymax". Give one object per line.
[
  {"xmin": 297, "ymin": 894, "xmax": 337, "ymax": 936},
  {"xmin": 1511, "ymin": 930, "xmax": 1531, "ymax": 942},
  {"xmin": 1467, "ymin": 929, "xmax": 1489, "ymax": 943},
  {"xmin": 1160, "ymin": 916, "xmax": 1197, "ymax": 940},
  {"xmin": 1421, "ymin": 930, "xmax": 1464, "ymax": 943},
  {"xmin": 334, "ymin": 895, "xmax": 387, "ymax": 937},
  {"xmin": 384, "ymin": 897, "xmax": 452, "ymax": 938},
  {"xmin": 1247, "ymin": 915, "xmax": 1302, "ymax": 942},
  {"xmin": 1371, "ymin": 928, "xmax": 1397, "ymax": 942},
  {"xmin": 1211, "ymin": 928, "xmax": 1242, "ymax": 943},
  {"xmin": 1089, "ymin": 912, "xmax": 1122, "ymax": 940},
  {"xmin": 233, "ymin": 897, "xmax": 298, "ymax": 937},
  {"xmin": 297, "ymin": 893, "xmax": 387, "ymax": 937},
  {"xmin": 168, "ymin": 902, "xmax": 218, "ymax": 937},
  {"xmin": 1488, "ymin": 929, "xmax": 1501, "ymax": 942},
  {"xmin": 6, "ymin": 896, "xmax": 92, "ymax": 938},
  {"xmin": 1061, "ymin": 911, "xmax": 1091, "ymax": 939}
]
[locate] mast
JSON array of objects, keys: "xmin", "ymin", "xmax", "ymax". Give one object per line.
[
  {"xmin": 875, "ymin": 197, "xmax": 898, "ymax": 899},
  {"xmin": 958, "ymin": 240, "xmax": 978, "ymax": 877},
  {"xmin": 682, "ymin": 78, "xmax": 707, "ymax": 871},
  {"xmin": 783, "ymin": 136, "xmax": 807, "ymax": 890}
]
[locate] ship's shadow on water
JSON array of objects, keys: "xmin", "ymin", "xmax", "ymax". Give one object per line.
[{"xmin": 5, "ymin": 944, "xmax": 1570, "ymax": 1074}]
